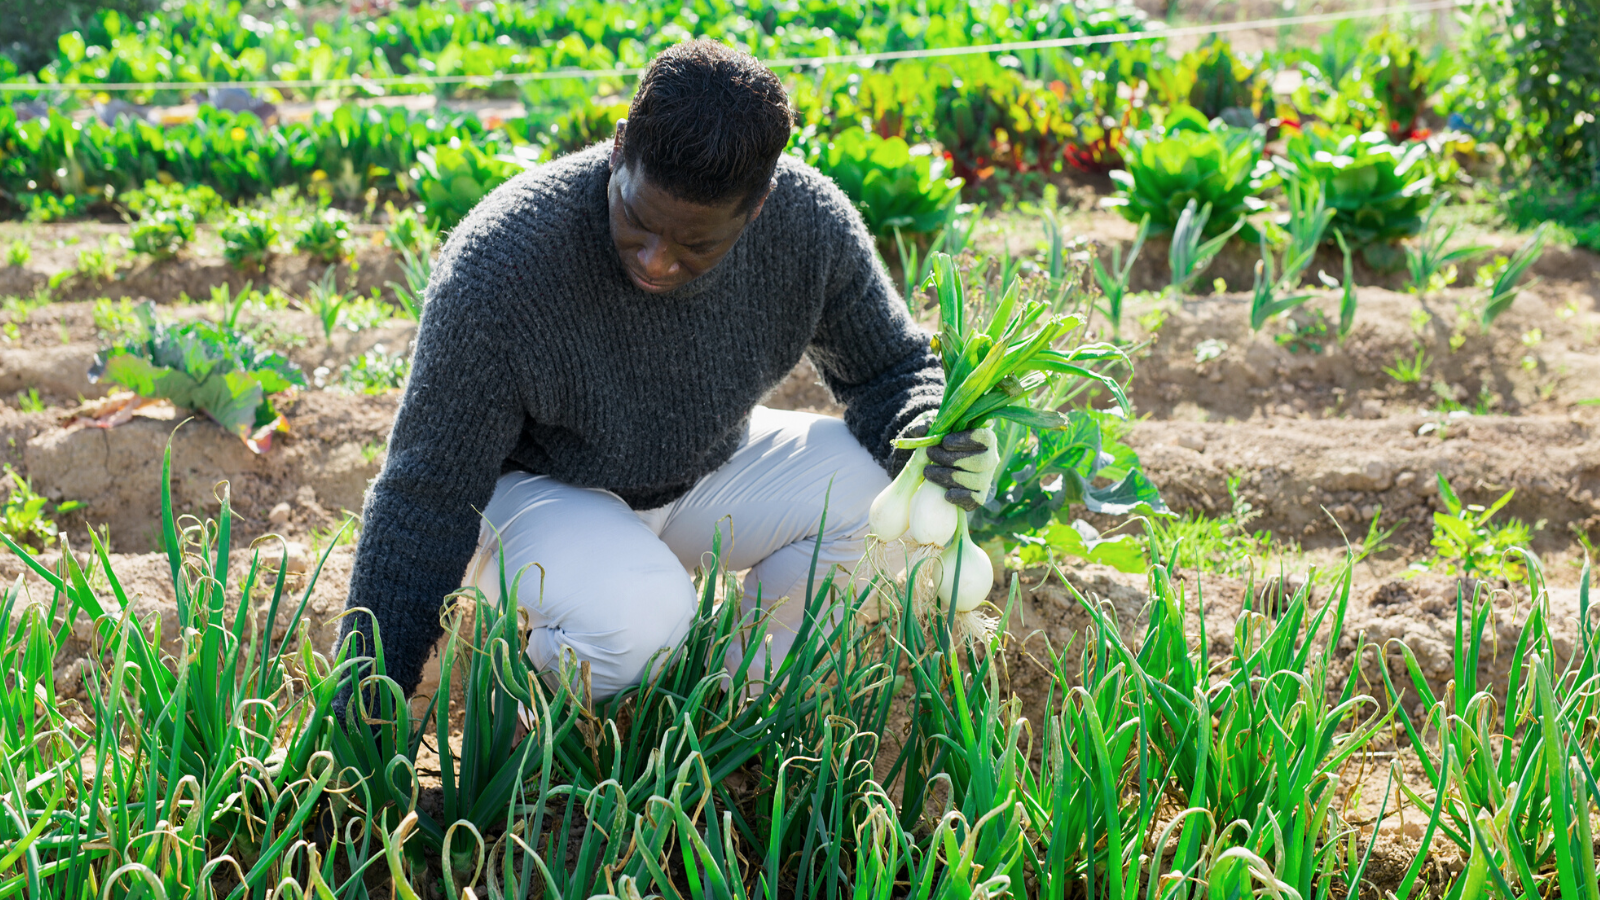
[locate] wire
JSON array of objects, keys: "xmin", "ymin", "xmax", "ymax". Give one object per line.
[{"xmin": 0, "ymin": 0, "xmax": 1465, "ymax": 94}]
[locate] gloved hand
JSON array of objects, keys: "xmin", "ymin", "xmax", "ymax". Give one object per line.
[{"xmin": 911, "ymin": 425, "xmax": 999, "ymax": 511}]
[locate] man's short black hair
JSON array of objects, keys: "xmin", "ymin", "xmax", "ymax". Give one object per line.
[{"xmin": 622, "ymin": 40, "xmax": 794, "ymax": 213}]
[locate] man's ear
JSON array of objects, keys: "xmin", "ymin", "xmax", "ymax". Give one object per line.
[
  {"xmin": 745, "ymin": 178, "xmax": 777, "ymax": 223},
  {"xmin": 609, "ymin": 119, "xmax": 627, "ymax": 170}
]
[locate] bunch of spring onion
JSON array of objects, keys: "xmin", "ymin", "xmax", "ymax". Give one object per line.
[{"xmin": 870, "ymin": 252, "xmax": 1127, "ymax": 631}]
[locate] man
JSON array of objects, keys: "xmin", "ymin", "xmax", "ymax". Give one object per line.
[{"xmin": 337, "ymin": 40, "xmax": 989, "ymax": 709}]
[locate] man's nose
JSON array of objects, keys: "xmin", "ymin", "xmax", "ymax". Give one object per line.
[{"xmin": 637, "ymin": 238, "xmax": 681, "ymax": 279}]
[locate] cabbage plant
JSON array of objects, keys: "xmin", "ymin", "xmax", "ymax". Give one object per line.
[
  {"xmin": 1105, "ymin": 106, "xmax": 1272, "ymax": 241},
  {"xmin": 1275, "ymin": 124, "xmax": 1434, "ymax": 249},
  {"xmin": 89, "ymin": 301, "xmax": 305, "ymax": 444},
  {"xmin": 804, "ymin": 127, "xmax": 963, "ymax": 239}
]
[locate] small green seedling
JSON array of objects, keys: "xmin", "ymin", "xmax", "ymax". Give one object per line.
[
  {"xmin": 1384, "ymin": 343, "xmax": 1431, "ymax": 383},
  {"xmin": 1415, "ymin": 473, "xmax": 1533, "ymax": 582},
  {"xmin": 0, "ymin": 463, "xmax": 80, "ymax": 552},
  {"xmin": 1480, "ymin": 222, "xmax": 1550, "ymax": 328},
  {"xmin": 4, "ymin": 240, "xmax": 28, "ymax": 268},
  {"xmin": 1406, "ymin": 195, "xmax": 1487, "ymax": 294},
  {"xmin": 1170, "ymin": 198, "xmax": 1243, "ymax": 294},
  {"xmin": 1092, "ymin": 213, "xmax": 1149, "ymax": 339}
]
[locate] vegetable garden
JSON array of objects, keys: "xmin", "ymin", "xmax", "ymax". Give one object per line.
[{"xmin": 0, "ymin": 0, "xmax": 1598, "ymax": 896}]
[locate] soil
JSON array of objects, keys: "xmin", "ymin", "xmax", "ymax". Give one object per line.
[{"xmin": 2, "ymin": 206, "xmax": 1597, "ymax": 896}]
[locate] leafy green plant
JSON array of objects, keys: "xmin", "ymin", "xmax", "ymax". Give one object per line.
[
  {"xmin": 1107, "ymin": 106, "xmax": 1271, "ymax": 241},
  {"xmin": 383, "ymin": 201, "xmax": 433, "ymax": 255},
  {"xmin": 1092, "ymin": 214, "xmax": 1149, "ymax": 339},
  {"xmin": 1413, "ymin": 473, "xmax": 1533, "ymax": 581},
  {"xmin": 293, "ymin": 208, "xmax": 353, "ymax": 263},
  {"xmin": 13, "ymin": 388, "xmax": 43, "ymax": 413},
  {"xmin": 1407, "ymin": 195, "xmax": 1488, "ymax": 293},
  {"xmin": 1318, "ymin": 228, "xmax": 1359, "ymax": 340},
  {"xmin": 89, "ymin": 301, "xmax": 304, "ymax": 441},
  {"xmin": 1480, "ymin": 223, "xmax": 1550, "ymax": 327},
  {"xmin": 120, "ymin": 179, "xmax": 223, "ymax": 221},
  {"xmin": 337, "ymin": 344, "xmax": 411, "ymax": 394},
  {"xmin": 1384, "ymin": 343, "xmax": 1432, "ymax": 383},
  {"xmin": 415, "ymin": 142, "xmax": 525, "ymax": 230},
  {"xmin": 298, "ymin": 267, "xmax": 349, "ymax": 342},
  {"xmin": 894, "ymin": 201, "xmax": 978, "ymax": 309},
  {"xmin": 0, "ymin": 463, "xmax": 81, "ymax": 553},
  {"xmin": 1277, "ymin": 124, "xmax": 1435, "ymax": 254},
  {"xmin": 220, "ymin": 207, "xmax": 280, "ymax": 271},
  {"xmin": 73, "ymin": 243, "xmax": 118, "ymax": 282},
  {"xmin": 127, "ymin": 207, "xmax": 197, "ymax": 260},
  {"xmin": 1145, "ymin": 474, "xmax": 1295, "ymax": 576},
  {"xmin": 1278, "ymin": 176, "xmax": 1336, "ymax": 288},
  {"xmin": 4, "ymin": 240, "xmax": 28, "ymax": 268},
  {"xmin": 1184, "ymin": 38, "xmax": 1270, "ymax": 126},
  {"xmin": 806, "ymin": 127, "xmax": 963, "ymax": 239},
  {"xmin": 1248, "ymin": 237, "xmax": 1316, "ymax": 330},
  {"xmin": 387, "ymin": 242, "xmax": 432, "ymax": 320},
  {"xmin": 1169, "ymin": 198, "xmax": 1243, "ymax": 293}
]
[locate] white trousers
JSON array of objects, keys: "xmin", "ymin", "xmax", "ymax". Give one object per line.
[{"xmin": 464, "ymin": 407, "xmax": 890, "ymax": 698}]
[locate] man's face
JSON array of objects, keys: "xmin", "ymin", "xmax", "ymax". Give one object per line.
[{"xmin": 608, "ymin": 130, "xmax": 767, "ymax": 294}]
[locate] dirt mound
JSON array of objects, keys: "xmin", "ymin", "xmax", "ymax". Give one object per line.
[
  {"xmin": 1125, "ymin": 285, "xmax": 1600, "ymax": 420},
  {"xmin": 27, "ymin": 391, "xmax": 394, "ymax": 552},
  {"xmin": 1128, "ymin": 412, "xmax": 1600, "ymax": 551}
]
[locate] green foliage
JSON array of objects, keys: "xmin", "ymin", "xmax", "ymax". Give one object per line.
[
  {"xmin": 89, "ymin": 300, "xmax": 304, "ymax": 439},
  {"xmin": 1277, "ymin": 125, "xmax": 1434, "ymax": 251},
  {"xmin": 1454, "ymin": 0, "xmax": 1600, "ymax": 207},
  {"xmin": 1145, "ymin": 475, "xmax": 1294, "ymax": 577},
  {"xmin": 0, "ymin": 463, "xmax": 80, "ymax": 553},
  {"xmin": 415, "ymin": 141, "xmax": 526, "ymax": 230},
  {"xmin": 120, "ymin": 179, "xmax": 223, "ymax": 221},
  {"xmin": 1183, "ymin": 38, "xmax": 1269, "ymax": 126},
  {"xmin": 387, "ymin": 242, "xmax": 432, "ymax": 320},
  {"xmin": 220, "ymin": 207, "xmax": 280, "ymax": 270},
  {"xmin": 1248, "ymin": 236, "xmax": 1315, "ymax": 330},
  {"xmin": 1415, "ymin": 473, "xmax": 1533, "ymax": 582},
  {"xmin": 127, "ymin": 207, "xmax": 197, "ymax": 259},
  {"xmin": 804, "ymin": 127, "xmax": 963, "ymax": 239},
  {"xmin": 382, "ymin": 201, "xmax": 432, "ymax": 255},
  {"xmin": 298, "ymin": 267, "xmax": 349, "ymax": 342},
  {"xmin": 1168, "ymin": 198, "xmax": 1243, "ymax": 293},
  {"xmin": 1480, "ymin": 223, "xmax": 1550, "ymax": 327},
  {"xmin": 975, "ymin": 408, "xmax": 1165, "ymax": 566},
  {"xmin": 4, "ymin": 239, "xmax": 28, "ymax": 267},
  {"xmin": 336, "ymin": 344, "xmax": 411, "ymax": 394},
  {"xmin": 72, "ymin": 242, "xmax": 118, "ymax": 282},
  {"xmin": 542, "ymin": 95, "xmax": 629, "ymax": 158},
  {"xmin": 1091, "ymin": 214, "xmax": 1149, "ymax": 339},
  {"xmin": 1406, "ymin": 196, "xmax": 1488, "ymax": 294},
  {"xmin": 1384, "ymin": 343, "xmax": 1431, "ymax": 383},
  {"xmin": 1107, "ymin": 107, "xmax": 1271, "ymax": 241},
  {"xmin": 292, "ymin": 208, "xmax": 352, "ymax": 263}
]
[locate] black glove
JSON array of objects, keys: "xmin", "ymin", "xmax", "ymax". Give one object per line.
[{"xmin": 920, "ymin": 426, "xmax": 999, "ymax": 511}]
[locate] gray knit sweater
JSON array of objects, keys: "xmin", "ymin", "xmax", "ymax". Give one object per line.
[{"xmin": 340, "ymin": 141, "xmax": 944, "ymax": 696}]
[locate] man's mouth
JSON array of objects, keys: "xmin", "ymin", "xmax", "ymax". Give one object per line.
[{"xmin": 625, "ymin": 265, "xmax": 673, "ymax": 293}]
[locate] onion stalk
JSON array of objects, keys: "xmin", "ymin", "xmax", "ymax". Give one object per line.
[{"xmin": 869, "ymin": 252, "xmax": 1129, "ymax": 624}]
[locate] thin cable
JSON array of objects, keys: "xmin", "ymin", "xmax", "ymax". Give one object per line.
[{"xmin": 0, "ymin": 0, "xmax": 1464, "ymax": 94}]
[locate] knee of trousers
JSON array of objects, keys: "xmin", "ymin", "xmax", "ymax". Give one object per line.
[{"xmin": 528, "ymin": 562, "xmax": 700, "ymax": 699}]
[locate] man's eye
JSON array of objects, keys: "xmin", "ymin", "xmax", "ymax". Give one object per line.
[{"xmin": 688, "ymin": 242, "xmax": 718, "ymax": 254}]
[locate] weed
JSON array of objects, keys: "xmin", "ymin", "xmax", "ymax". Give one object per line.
[
  {"xmin": 341, "ymin": 290, "xmax": 395, "ymax": 331},
  {"xmin": 1194, "ymin": 337, "xmax": 1228, "ymax": 363},
  {"xmin": 1349, "ymin": 505, "xmax": 1407, "ymax": 568},
  {"xmin": 1411, "ymin": 473, "xmax": 1533, "ymax": 581},
  {"xmin": 4, "ymin": 239, "xmax": 28, "ymax": 268},
  {"xmin": 1137, "ymin": 305, "xmax": 1169, "ymax": 334},
  {"xmin": 337, "ymin": 344, "xmax": 411, "ymax": 394},
  {"xmin": 1273, "ymin": 309, "xmax": 1331, "ymax": 354},
  {"xmin": 14, "ymin": 388, "xmax": 43, "ymax": 413},
  {"xmin": 1145, "ymin": 474, "xmax": 1296, "ymax": 577},
  {"xmin": 1384, "ymin": 342, "xmax": 1432, "ymax": 383},
  {"xmin": 0, "ymin": 464, "xmax": 80, "ymax": 552}
]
